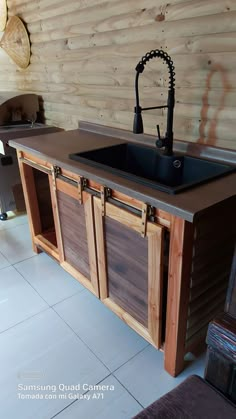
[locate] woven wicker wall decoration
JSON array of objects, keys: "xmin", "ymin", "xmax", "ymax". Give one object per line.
[
  {"xmin": 0, "ymin": 0, "xmax": 7, "ymax": 31},
  {"xmin": 0, "ymin": 16, "xmax": 30, "ymax": 69}
]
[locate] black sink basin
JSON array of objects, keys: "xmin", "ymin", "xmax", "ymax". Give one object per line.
[{"xmin": 69, "ymin": 143, "xmax": 235, "ymax": 194}]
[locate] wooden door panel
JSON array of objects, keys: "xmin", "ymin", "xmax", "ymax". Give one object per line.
[
  {"xmin": 105, "ymin": 216, "xmax": 148, "ymax": 327},
  {"xmin": 94, "ymin": 196, "xmax": 164, "ymax": 348},
  {"xmin": 56, "ymin": 177, "xmax": 99, "ymax": 296},
  {"xmin": 57, "ymin": 189, "xmax": 90, "ymax": 279}
]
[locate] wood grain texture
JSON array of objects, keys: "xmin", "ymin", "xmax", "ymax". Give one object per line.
[
  {"xmin": 186, "ymin": 197, "xmax": 236, "ymax": 346},
  {"xmin": 164, "ymin": 216, "xmax": 194, "ymax": 377},
  {"xmin": 34, "ymin": 233, "xmax": 59, "ymax": 260},
  {"xmin": 33, "ymin": 168, "xmax": 55, "ymax": 233},
  {"xmin": 103, "ymin": 297, "xmax": 156, "ymax": 345},
  {"xmin": 94, "ymin": 197, "xmax": 108, "ymax": 299},
  {"xmin": 4, "ymin": 1, "xmax": 236, "ymax": 150},
  {"xmin": 94, "ymin": 195, "xmax": 165, "ymax": 346},
  {"xmin": 225, "ymin": 245, "xmax": 236, "ymax": 317},
  {"xmin": 57, "ymin": 189, "xmax": 90, "ymax": 280},
  {"xmin": 49, "ymin": 173, "xmax": 65, "ymax": 262},
  {"xmin": 84, "ymin": 193, "xmax": 99, "ymax": 296},
  {"xmin": 105, "ymin": 216, "xmax": 149, "ymax": 326},
  {"xmin": 61, "ymin": 260, "xmax": 96, "ymax": 295},
  {"xmin": 17, "ymin": 151, "xmax": 42, "ymax": 254},
  {"xmin": 148, "ymin": 227, "xmax": 164, "ymax": 346}
]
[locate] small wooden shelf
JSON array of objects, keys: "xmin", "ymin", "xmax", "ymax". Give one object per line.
[{"xmin": 34, "ymin": 230, "xmax": 59, "ymax": 261}]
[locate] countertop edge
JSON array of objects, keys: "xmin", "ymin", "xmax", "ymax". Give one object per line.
[{"xmin": 9, "ymin": 126, "xmax": 236, "ymax": 224}]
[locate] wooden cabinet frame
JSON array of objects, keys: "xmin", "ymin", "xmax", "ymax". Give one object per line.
[
  {"xmin": 93, "ymin": 196, "xmax": 164, "ymax": 348},
  {"xmin": 18, "ymin": 152, "xmax": 99, "ymax": 297},
  {"xmin": 17, "ymin": 151, "xmax": 61, "ymax": 261}
]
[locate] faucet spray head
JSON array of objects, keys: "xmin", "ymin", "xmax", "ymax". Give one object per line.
[{"xmin": 133, "ymin": 106, "xmax": 143, "ymax": 134}]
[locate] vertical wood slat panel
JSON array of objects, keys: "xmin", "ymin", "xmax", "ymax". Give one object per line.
[
  {"xmin": 164, "ymin": 216, "xmax": 194, "ymax": 377},
  {"xmin": 48, "ymin": 172, "xmax": 65, "ymax": 263},
  {"xmin": 57, "ymin": 189, "xmax": 90, "ymax": 280},
  {"xmin": 148, "ymin": 228, "xmax": 164, "ymax": 346},
  {"xmin": 94, "ymin": 196, "xmax": 164, "ymax": 348},
  {"xmin": 105, "ymin": 216, "xmax": 149, "ymax": 327},
  {"xmin": 94, "ymin": 197, "xmax": 108, "ymax": 299},
  {"xmin": 55, "ymin": 178, "xmax": 99, "ymax": 296},
  {"xmin": 186, "ymin": 197, "xmax": 236, "ymax": 347},
  {"xmin": 84, "ymin": 194, "xmax": 99, "ymax": 296}
]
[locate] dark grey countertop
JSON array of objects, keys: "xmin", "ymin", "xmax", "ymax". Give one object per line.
[{"xmin": 9, "ymin": 123, "xmax": 236, "ymax": 222}]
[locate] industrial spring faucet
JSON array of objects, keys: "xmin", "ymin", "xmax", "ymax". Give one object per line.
[{"xmin": 133, "ymin": 49, "xmax": 176, "ymax": 156}]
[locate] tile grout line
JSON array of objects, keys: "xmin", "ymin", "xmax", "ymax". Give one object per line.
[
  {"xmin": 51, "ymin": 305, "xmax": 112, "ymax": 373},
  {"xmin": 2, "ymin": 241, "xmax": 148, "ymax": 410},
  {"xmin": 0, "ymin": 252, "xmax": 38, "ymax": 271},
  {"xmin": 112, "ymin": 343, "xmax": 150, "ymax": 375},
  {"xmin": 111, "ymin": 373, "xmax": 145, "ymax": 409},
  {"xmin": 4, "ymin": 261, "xmax": 151, "ymax": 404},
  {"xmin": 49, "ymin": 373, "xmax": 112, "ymax": 419},
  {"xmin": 0, "ymin": 221, "xmax": 35, "ymax": 265},
  {"xmin": 49, "ymin": 400, "xmax": 78, "ymax": 419},
  {"xmin": 2, "ymin": 218, "xmax": 150, "ymax": 412},
  {"xmin": 52, "ymin": 304, "xmax": 150, "ymax": 378},
  {"xmin": 13, "ymin": 262, "xmax": 86, "ymax": 307},
  {"xmin": 0, "ymin": 306, "xmax": 50, "ymax": 336},
  {"xmin": 11, "ymin": 264, "xmax": 51, "ymax": 307},
  {"xmin": 0, "ymin": 252, "xmax": 39, "ymax": 267}
]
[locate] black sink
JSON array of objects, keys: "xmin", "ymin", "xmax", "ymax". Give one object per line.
[{"xmin": 69, "ymin": 143, "xmax": 235, "ymax": 194}]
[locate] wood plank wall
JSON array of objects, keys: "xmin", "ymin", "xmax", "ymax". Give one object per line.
[{"xmin": 4, "ymin": 0, "xmax": 236, "ymax": 150}]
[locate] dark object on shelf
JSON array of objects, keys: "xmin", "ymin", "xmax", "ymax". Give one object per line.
[
  {"xmin": 133, "ymin": 375, "xmax": 236, "ymax": 419},
  {"xmin": 69, "ymin": 142, "xmax": 235, "ymax": 194}
]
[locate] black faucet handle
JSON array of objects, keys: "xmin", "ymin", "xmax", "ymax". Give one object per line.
[
  {"xmin": 156, "ymin": 124, "xmax": 161, "ymax": 140},
  {"xmin": 156, "ymin": 125, "xmax": 165, "ymax": 148}
]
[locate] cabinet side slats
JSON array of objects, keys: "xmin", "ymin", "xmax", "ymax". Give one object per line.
[{"xmin": 186, "ymin": 197, "xmax": 236, "ymax": 349}]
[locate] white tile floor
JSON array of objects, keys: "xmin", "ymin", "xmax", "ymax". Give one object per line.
[{"xmin": 0, "ymin": 211, "xmax": 205, "ymax": 419}]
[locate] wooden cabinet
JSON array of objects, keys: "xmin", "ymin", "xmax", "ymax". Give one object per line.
[
  {"xmin": 93, "ymin": 196, "xmax": 165, "ymax": 348},
  {"xmin": 16, "ymin": 149, "xmax": 235, "ymax": 378}
]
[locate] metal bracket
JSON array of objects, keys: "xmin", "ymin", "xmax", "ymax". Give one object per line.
[
  {"xmin": 101, "ymin": 186, "xmax": 111, "ymax": 216},
  {"xmin": 54, "ymin": 166, "xmax": 61, "ymax": 177},
  {"xmin": 148, "ymin": 205, "xmax": 155, "ymax": 222},
  {"xmin": 78, "ymin": 176, "xmax": 84, "ymax": 204},
  {"xmin": 52, "ymin": 165, "xmax": 61, "ymax": 189},
  {"xmin": 141, "ymin": 203, "xmax": 148, "ymax": 237},
  {"xmin": 77, "ymin": 177, "xmax": 88, "ymax": 204},
  {"xmin": 141, "ymin": 205, "xmax": 155, "ymax": 236}
]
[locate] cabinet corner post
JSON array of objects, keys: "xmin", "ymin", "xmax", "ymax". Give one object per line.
[{"xmin": 164, "ymin": 216, "xmax": 194, "ymax": 376}]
